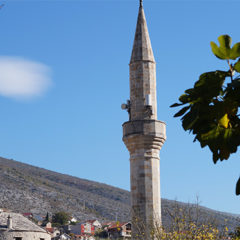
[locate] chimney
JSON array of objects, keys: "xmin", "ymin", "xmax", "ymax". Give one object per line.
[{"xmin": 7, "ymin": 215, "xmax": 13, "ymax": 229}]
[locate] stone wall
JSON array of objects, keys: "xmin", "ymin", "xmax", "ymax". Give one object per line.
[
  {"xmin": 0, "ymin": 230, "xmax": 51, "ymax": 240},
  {"xmin": 129, "ymin": 61, "xmax": 157, "ymax": 121}
]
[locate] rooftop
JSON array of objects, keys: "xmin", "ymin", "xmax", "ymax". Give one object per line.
[{"xmin": 0, "ymin": 212, "xmax": 47, "ymax": 232}]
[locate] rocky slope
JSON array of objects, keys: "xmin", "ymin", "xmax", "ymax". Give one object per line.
[{"xmin": 0, "ymin": 157, "xmax": 239, "ymax": 231}]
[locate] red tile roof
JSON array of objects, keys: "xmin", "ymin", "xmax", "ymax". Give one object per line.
[
  {"xmin": 108, "ymin": 222, "xmax": 126, "ymax": 230},
  {"xmin": 102, "ymin": 221, "xmax": 115, "ymax": 227},
  {"xmin": 46, "ymin": 227, "xmax": 54, "ymax": 233}
]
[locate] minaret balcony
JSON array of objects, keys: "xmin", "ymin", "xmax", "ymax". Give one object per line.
[{"xmin": 122, "ymin": 120, "xmax": 166, "ymax": 152}]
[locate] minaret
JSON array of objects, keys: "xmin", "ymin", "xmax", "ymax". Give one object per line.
[{"xmin": 122, "ymin": 1, "xmax": 166, "ymax": 239}]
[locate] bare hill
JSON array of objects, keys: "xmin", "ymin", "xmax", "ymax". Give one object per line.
[{"xmin": 0, "ymin": 157, "xmax": 239, "ymax": 231}]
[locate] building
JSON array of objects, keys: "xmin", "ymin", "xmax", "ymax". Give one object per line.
[
  {"xmin": 85, "ymin": 220, "xmax": 101, "ymax": 231},
  {"xmin": 102, "ymin": 221, "xmax": 115, "ymax": 230},
  {"xmin": 0, "ymin": 212, "xmax": 51, "ymax": 240},
  {"xmin": 69, "ymin": 222, "xmax": 94, "ymax": 236},
  {"xmin": 108, "ymin": 222, "xmax": 131, "ymax": 239},
  {"xmin": 53, "ymin": 233, "xmax": 71, "ymax": 240},
  {"xmin": 70, "ymin": 217, "xmax": 77, "ymax": 223},
  {"xmin": 74, "ymin": 235, "xmax": 95, "ymax": 240},
  {"xmin": 33, "ymin": 214, "xmax": 45, "ymax": 226},
  {"xmin": 45, "ymin": 222, "xmax": 60, "ymax": 238},
  {"xmin": 122, "ymin": 0, "xmax": 166, "ymax": 239}
]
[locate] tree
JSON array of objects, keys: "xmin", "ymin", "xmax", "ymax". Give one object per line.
[
  {"xmin": 45, "ymin": 212, "xmax": 50, "ymax": 222},
  {"xmin": 134, "ymin": 199, "xmax": 230, "ymax": 239},
  {"xmin": 41, "ymin": 212, "xmax": 50, "ymax": 227},
  {"xmin": 52, "ymin": 211, "xmax": 71, "ymax": 226},
  {"xmin": 171, "ymin": 35, "xmax": 240, "ymax": 195}
]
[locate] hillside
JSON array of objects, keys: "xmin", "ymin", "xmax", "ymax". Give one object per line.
[{"xmin": 0, "ymin": 157, "xmax": 239, "ymax": 231}]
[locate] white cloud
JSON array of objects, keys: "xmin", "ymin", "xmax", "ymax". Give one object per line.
[{"xmin": 0, "ymin": 56, "xmax": 52, "ymax": 99}]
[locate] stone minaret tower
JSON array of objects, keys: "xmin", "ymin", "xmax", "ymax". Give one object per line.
[{"xmin": 122, "ymin": 1, "xmax": 166, "ymax": 238}]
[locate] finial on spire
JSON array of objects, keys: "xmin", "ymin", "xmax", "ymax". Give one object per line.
[{"xmin": 140, "ymin": 0, "xmax": 143, "ymax": 7}]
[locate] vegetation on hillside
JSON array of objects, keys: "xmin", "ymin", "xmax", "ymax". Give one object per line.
[{"xmin": 0, "ymin": 157, "xmax": 239, "ymax": 231}]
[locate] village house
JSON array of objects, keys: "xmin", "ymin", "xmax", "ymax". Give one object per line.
[
  {"xmin": 33, "ymin": 214, "xmax": 45, "ymax": 225},
  {"xmin": 70, "ymin": 217, "xmax": 77, "ymax": 223},
  {"xmin": 85, "ymin": 220, "xmax": 101, "ymax": 231},
  {"xmin": 68, "ymin": 221, "xmax": 94, "ymax": 236},
  {"xmin": 52, "ymin": 232, "xmax": 71, "ymax": 240},
  {"xmin": 107, "ymin": 222, "xmax": 131, "ymax": 239},
  {"xmin": 102, "ymin": 221, "xmax": 115, "ymax": 230},
  {"xmin": 45, "ymin": 222, "xmax": 60, "ymax": 238},
  {"xmin": 74, "ymin": 234, "xmax": 95, "ymax": 240}
]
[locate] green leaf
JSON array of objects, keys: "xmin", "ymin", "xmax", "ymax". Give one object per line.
[
  {"xmin": 213, "ymin": 152, "xmax": 219, "ymax": 164},
  {"xmin": 227, "ymin": 78, "xmax": 240, "ymax": 89},
  {"xmin": 218, "ymin": 35, "xmax": 232, "ymax": 51},
  {"xmin": 219, "ymin": 148, "xmax": 229, "ymax": 161},
  {"xmin": 210, "ymin": 35, "xmax": 233, "ymax": 59},
  {"xmin": 185, "ymin": 88, "xmax": 195, "ymax": 95},
  {"xmin": 193, "ymin": 71, "xmax": 227, "ymax": 100},
  {"xmin": 211, "ymin": 35, "xmax": 240, "ymax": 60},
  {"xmin": 230, "ymin": 42, "xmax": 240, "ymax": 59},
  {"xmin": 200, "ymin": 126, "xmax": 221, "ymax": 143},
  {"xmin": 179, "ymin": 94, "xmax": 191, "ymax": 103},
  {"xmin": 218, "ymin": 35, "xmax": 231, "ymax": 59},
  {"xmin": 233, "ymin": 61, "xmax": 240, "ymax": 73},
  {"xmin": 170, "ymin": 103, "xmax": 183, "ymax": 108},
  {"xmin": 174, "ymin": 106, "xmax": 190, "ymax": 117},
  {"xmin": 236, "ymin": 177, "xmax": 240, "ymax": 195},
  {"xmin": 181, "ymin": 107, "xmax": 199, "ymax": 131},
  {"xmin": 210, "ymin": 42, "xmax": 226, "ymax": 59}
]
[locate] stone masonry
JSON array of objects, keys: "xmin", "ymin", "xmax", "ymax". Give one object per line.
[
  {"xmin": 0, "ymin": 212, "xmax": 51, "ymax": 240},
  {"xmin": 122, "ymin": 2, "xmax": 166, "ymax": 239}
]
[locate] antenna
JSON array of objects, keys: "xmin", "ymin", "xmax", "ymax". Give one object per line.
[{"xmin": 140, "ymin": 0, "xmax": 143, "ymax": 7}]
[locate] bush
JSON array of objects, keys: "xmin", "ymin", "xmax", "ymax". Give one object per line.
[
  {"xmin": 52, "ymin": 211, "xmax": 71, "ymax": 226},
  {"xmin": 133, "ymin": 199, "xmax": 231, "ymax": 240}
]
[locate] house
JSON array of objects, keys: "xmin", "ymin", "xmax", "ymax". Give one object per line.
[
  {"xmin": 0, "ymin": 212, "xmax": 51, "ymax": 240},
  {"xmin": 45, "ymin": 222, "xmax": 52, "ymax": 228},
  {"xmin": 81, "ymin": 222, "xmax": 94, "ymax": 235},
  {"xmin": 53, "ymin": 233, "xmax": 71, "ymax": 240},
  {"xmin": 74, "ymin": 235, "xmax": 95, "ymax": 240},
  {"xmin": 70, "ymin": 217, "xmax": 77, "ymax": 223},
  {"xmin": 85, "ymin": 220, "xmax": 101, "ymax": 230},
  {"xmin": 69, "ymin": 222, "xmax": 94, "ymax": 236},
  {"xmin": 46, "ymin": 227, "xmax": 61, "ymax": 238},
  {"xmin": 107, "ymin": 222, "xmax": 131, "ymax": 239},
  {"xmin": 98, "ymin": 221, "xmax": 116, "ymax": 237},
  {"xmin": 102, "ymin": 221, "xmax": 115, "ymax": 230},
  {"xmin": 33, "ymin": 214, "xmax": 45, "ymax": 225},
  {"xmin": 45, "ymin": 222, "xmax": 60, "ymax": 238}
]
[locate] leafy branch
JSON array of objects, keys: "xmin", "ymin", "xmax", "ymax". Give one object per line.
[{"xmin": 171, "ymin": 35, "xmax": 240, "ymax": 195}]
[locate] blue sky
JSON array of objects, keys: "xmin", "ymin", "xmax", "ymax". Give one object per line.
[{"xmin": 0, "ymin": 0, "xmax": 240, "ymax": 214}]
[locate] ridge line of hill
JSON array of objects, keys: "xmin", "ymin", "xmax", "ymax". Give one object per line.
[{"xmin": 0, "ymin": 157, "xmax": 239, "ymax": 231}]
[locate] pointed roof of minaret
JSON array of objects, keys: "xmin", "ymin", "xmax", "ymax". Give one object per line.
[{"xmin": 130, "ymin": 1, "xmax": 155, "ymax": 64}]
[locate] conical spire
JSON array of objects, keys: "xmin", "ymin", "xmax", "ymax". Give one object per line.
[{"xmin": 130, "ymin": 3, "xmax": 155, "ymax": 64}]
